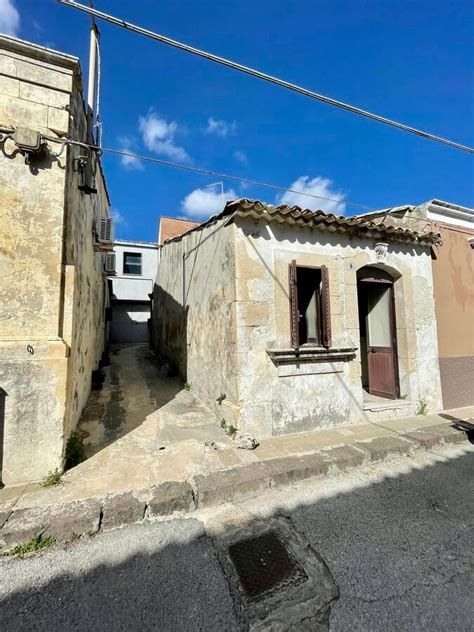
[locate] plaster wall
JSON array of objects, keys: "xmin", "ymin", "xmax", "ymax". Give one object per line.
[
  {"xmin": 232, "ymin": 219, "xmax": 442, "ymax": 437},
  {"xmin": 152, "ymin": 220, "xmax": 239, "ymax": 421},
  {"xmin": 429, "ymin": 221, "xmax": 474, "ymax": 408},
  {"xmin": 112, "ymin": 242, "xmax": 158, "ymax": 302},
  {"xmin": 429, "ymin": 222, "xmax": 474, "ymax": 358},
  {"xmin": 0, "ymin": 37, "xmax": 109, "ymax": 484}
]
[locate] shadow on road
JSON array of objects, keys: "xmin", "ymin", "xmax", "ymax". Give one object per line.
[{"xmin": 1, "ymin": 447, "xmax": 473, "ymax": 631}]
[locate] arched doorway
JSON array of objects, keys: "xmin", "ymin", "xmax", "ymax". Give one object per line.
[{"xmin": 357, "ymin": 266, "xmax": 400, "ymax": 399}]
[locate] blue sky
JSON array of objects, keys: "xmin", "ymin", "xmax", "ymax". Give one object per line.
[{"xmin": 3, "ymin": 0, "xmax": 474, "ymax": 241}]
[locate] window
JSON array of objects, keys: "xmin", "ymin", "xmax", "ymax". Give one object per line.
[
  {"xmin": 289, "ymin": 262, "xmax": 331, "ymax": 348},
  {"xmin": 123, "ymin": 252, "xmax": 142, "ymax": 275}
]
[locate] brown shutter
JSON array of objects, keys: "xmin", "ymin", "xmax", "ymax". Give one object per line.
[
  {"xmin": 289, "ymin": 260, "xmax": 299, "ymax": 348},
  {"xmin": 321, "ymin": 265, "xmax": 332, "ymax": 349}
]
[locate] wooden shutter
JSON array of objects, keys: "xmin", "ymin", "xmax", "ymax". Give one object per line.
[
  {"xmin": 321, "ymin": 265, "xmax": 332, "ymax": 349},
  {"xmin": 289, "ymin": 260, "xmax": 299, "ymax": 348}
]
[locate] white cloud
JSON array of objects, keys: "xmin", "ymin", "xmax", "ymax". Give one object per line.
[
  {"xmin": 110, "ymin": 208, "xmax": 127, "ymax": 227},
  {"xmin": 234, "ymin": 150, "xmax": 248, "ymax": 165},
  {"xmin": 277, "ymin": 176, "xmax": 346, "ymax": 214},
  {"xmin": 139, "ymin": 110, "xmax": 189, "ymax": 162},
  {"xmin": 0, "ymin": 0, "xmax": 20, "ymax": 35},
  {"xmin": 205, "ymin": 117, "xmax": 237, "ymax": 138},
  {"xmin": 181, "ymin": 185, "xmax": 237, "ymax": 219},
  {"xmin": 117, "ymin": 136, "xmax": 143, "ymax": 171}
]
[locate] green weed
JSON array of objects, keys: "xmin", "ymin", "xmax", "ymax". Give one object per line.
[
  {"xmin": 65, "ymin": 433, "xmax": 86, "ymax": 470},
  {"xmin": 417, "ymin": 398, "xmax": 428, "ymax": 416},
  {"xmin": 40, "ymin": 468, "xmax": 62, "ymax": 488},
  {"xmin": 4, "ymin": 534, "xmax": 55, "ymax": 557}
]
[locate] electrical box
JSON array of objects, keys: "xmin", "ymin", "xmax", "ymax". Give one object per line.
[{"xmin": 14, "ymin": 127, "xmax": 42, "ymax": 152}]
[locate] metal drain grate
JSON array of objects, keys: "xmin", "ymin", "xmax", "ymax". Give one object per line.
[{"xmin": 228, "ymin": 530, "xmax": 308, "ymax": 601}]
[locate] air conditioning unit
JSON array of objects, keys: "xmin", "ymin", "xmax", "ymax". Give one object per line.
[
  {"xmin": 99, "ymin": 217, "xmax": 113, "ymax": 242},
  {"xmin": 104, "ymin": 252, "xmax": 116, "ymax": 274},
  {"xmin": 94, "ymin": 216, "xmax": 113, "ymax": 252}
]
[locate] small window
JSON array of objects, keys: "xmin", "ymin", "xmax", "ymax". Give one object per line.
[
  {"xmin": 123, "ymin": 252, "xmax": 142, "ymax": 275},
  {"xmin": 289, "ymin": 262, "xmax": 332, "ymax": 348}
]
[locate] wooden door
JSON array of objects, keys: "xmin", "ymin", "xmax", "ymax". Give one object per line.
[{"xmin": 366, "ymin": 284, "xmax": 399, "ymax": 398}]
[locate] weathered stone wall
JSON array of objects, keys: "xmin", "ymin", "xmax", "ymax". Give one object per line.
[
  {"xmin": 0, "ymin": 36, "xmax": 109, "ymax": 484},
  {"xmin": 232, "ymin": 218, "xmax": 442, "ymax": 437},
  {"xmin": 154, "ymin": 214, "xmax": 442, "ymax": 439},
  {"xmin": 152, "ymin": 220, "xmax": 239, "ymax": 422},
  {"xmin": 62, "ymin": 89, "xmax": 110, "ymax": 437}
]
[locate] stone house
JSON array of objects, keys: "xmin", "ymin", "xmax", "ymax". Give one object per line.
[
  {"xmin": 0, "ymin": 36, "xmax": 112, "ymax": 484},
  {"xmin": 361, "ymin": 199, "xmax": 474, "ymax": 410},
  {"xmin": 153, "ymin": 198, "xmax": 443, "ymax": 439}
]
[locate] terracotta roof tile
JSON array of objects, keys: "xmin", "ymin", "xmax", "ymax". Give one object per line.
[{"xmin": 161, "ymin": 199, "xmax": 441, "ymax": 247}]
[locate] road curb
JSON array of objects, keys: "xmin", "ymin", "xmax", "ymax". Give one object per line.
[{"xmin": 0, "ymin": 423, "xmax": 468, "ymax": 551}]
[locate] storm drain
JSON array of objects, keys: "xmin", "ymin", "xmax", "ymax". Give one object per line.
[{"xmin": 228, "ymin": 530, "xmax": 308, "ymax": 601}]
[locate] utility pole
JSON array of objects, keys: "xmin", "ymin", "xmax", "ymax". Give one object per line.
[{"xmin": 87, "ymin": 0, "xmax": 102, "ymax": 145}]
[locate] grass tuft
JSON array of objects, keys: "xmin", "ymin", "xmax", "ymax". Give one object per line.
[
  {"xmin": 40, "ymin": 468, "xmax": 62, "ymax": 488},
  {"xmin": 4, "ymin": 534, "xmax": 55, "ymax": 557},
  {"xmin": 416, "ymin": 399, "xmax": 428, "ymax": 416},
  {"xmin": 227, "ymin": 424, "xmax": 238, "ymax": 438}
]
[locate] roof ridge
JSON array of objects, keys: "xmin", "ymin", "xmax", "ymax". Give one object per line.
[{"xmin": 160, "ymin": 198, "xmax": 440, "ymax": 247}]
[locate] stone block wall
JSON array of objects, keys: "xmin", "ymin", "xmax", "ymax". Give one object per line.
[
  {"xmin": 154, "ymin": 213, "xmax": 442, "ymax": 440},
  {"xmin": 232, "ymin": 218, "xmax": 442, "ymax": 437},
  {"xmin": 152, "ymin": 220, "xmax": 239, "ymax": 423},
  {"xmin": 0, "ymin": 36, "xmax": 109, "ymax": 484}
]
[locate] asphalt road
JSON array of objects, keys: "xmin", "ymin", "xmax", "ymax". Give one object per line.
[{"xmin": 1, "ymin": 444, "xmax": 473, "ymax": 631}]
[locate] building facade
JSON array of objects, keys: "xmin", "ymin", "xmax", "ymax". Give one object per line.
[
  {"xmin": 0, "ymin": 36, "xmax": 111, "ymax": 484},
  {"xmin": 360, "ymin": 200, "xmax": 474, "ymax": 410},
  {"xmin": 153, "ymin": 199, "xmax": 443, "ymax": 439},
  {"xmin": 427, "ymin": 200, "xmax": 474, "ymax": 408},
  {"xmin": 109, "ymin": 240, "xmax": 159, "ymax": 343}
]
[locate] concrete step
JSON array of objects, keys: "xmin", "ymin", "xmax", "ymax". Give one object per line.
[{"xmin": 0, "ymin": 420, "xmax": 470, "ymax": 552}]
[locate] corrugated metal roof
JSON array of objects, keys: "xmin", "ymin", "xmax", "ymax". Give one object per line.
[{"xmin": 161, "ymin": 199, "xmax": 441, "ymax": 247}]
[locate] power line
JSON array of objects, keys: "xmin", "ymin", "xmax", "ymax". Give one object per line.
[
  {"xmin": 92, "ymin": 146, "xmax": 373, "ymax": 211},
  {"xmin": 0, "ymin": 126, "xmax": 371, "ymax": 209},
  {"xmin": 8, "ymin": 127, "xmax": 452, "ymax": 218},
  {"xmin": 56, "ymin": 0, "xmax": 474, "ymax": 155}
]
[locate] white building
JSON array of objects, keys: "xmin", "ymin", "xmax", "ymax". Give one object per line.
[{"xmin": 109, "ymin": 240, "xmax": 159, "ymax": 343}]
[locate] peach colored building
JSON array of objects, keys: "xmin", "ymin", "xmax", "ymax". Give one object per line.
[{"xmin": 426, "ymin": 200, "xmax": 474, "ymax": 408}]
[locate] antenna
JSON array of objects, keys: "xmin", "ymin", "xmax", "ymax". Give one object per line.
[{"xmin": 206, "ymin": 181, "xmax": 224, "ymax": 209}]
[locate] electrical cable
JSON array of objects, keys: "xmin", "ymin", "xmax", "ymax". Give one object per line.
[
  {"xmin": 0, "ymin": 126, "xmax": 371, "ymax": 210},
  {"xmin": 5, "ymin": 127, "xmax": 464, "ymax": 217},
  {"xmin": 56, "ymin": 0, "xmax": 474, "ymax": 155}
]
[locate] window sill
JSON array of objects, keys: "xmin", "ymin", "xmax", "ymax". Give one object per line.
[{"xmin": 267, "ymin": 346, "xmax": 357, "ymax": 365}]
